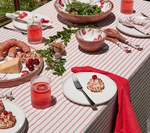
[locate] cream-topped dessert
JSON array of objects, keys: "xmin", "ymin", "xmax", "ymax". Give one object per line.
[
  {"xmin": 0, "ymin": 100, "xmax": 16, "ymax": 129},
  {"xmin": 87, "ymin": 75, "xmax": 105, "ymax": 92}
]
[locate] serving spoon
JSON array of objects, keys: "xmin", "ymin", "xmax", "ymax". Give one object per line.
[
  {"xmin": 3, "ymin": 27, "xmax": 27, "ymax": 35},
  {"xmin": 104, "ymin": 29, "xmax": 143, "ymax": 51}
]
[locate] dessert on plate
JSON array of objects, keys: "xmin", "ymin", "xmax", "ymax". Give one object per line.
[
  {"xmin": 0, "ymin": 100, "xmax": 16, "ymax": 129},
  {"xmin": 87, "ymin": 75, "xmax": 105, "ymax": 92}
]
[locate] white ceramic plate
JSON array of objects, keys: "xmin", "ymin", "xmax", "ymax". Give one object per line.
[
  {"xmin": 0, "ymin": 100, "xmax": 25, "ymax": 133},
  {"xmin": 116, "ymin": 16, "xmax": 150, "ymax": 37},
  {"xmin": 62, "ymin": 72, "xmax": 117, "ymax": 105},
  {"xmin": 13, "ymin": 12, "xmax": 53, "ymax": 30}
]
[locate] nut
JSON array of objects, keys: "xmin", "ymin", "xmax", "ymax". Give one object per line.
[
  {"xmin": 49, "ymin": 42, "xmax": 65, "ymax": 54},
  {"xmin": 54, "ymin": 52, "xmax": 61, "ymax": 59}
]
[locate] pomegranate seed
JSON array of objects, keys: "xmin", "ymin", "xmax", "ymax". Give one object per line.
[
  {"xmin": 4, "ymin": 110, "xmax": 8, "ymax": 115},
  {"xmin": 92, "ymin": 75, "xmax": 97, "ymax": 80}
]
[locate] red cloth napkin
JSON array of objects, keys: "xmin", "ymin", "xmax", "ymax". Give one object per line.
[{"xmin": 71, "ymin": 66, "xmax": 141, "ymax": 133}]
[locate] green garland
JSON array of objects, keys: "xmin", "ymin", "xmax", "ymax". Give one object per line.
[{"xmin": 36, "ymin": 24, "xmax": 98, "ymax": 76}]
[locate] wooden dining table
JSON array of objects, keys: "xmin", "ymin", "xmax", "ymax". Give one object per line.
[{"xmin": 0, "ymin": 0, "xmax": 149, "ymax": 132}]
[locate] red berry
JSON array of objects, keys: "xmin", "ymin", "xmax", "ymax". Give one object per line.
[
  {"xmin": 92, "ymin": 75, "xmax": 97, "ymax": 80},
  {"xmin": 34, "ymin": 59, "xmax": 40, "ymax": 65},
  {"xmin": 4, "ymin": 110, "xmax": 8, "ymax": 115},
  {"xmin": 21, "ymin": 70, "xmax": 29, "ymax": 76},
  {"xmin": 28, "ymin": 58, "xmax": 33, "ymax": 64},
  {"xmin": 22, "ymin": 70, "xmax": 29, "ymax": 76},
  {"xmin": 26, "ymin": 62, "xmax": 32, "ymax": 68},
  {"xmin": 82, "ymin": 29, "xmax": 86, "ymax": 35},
  {"xmin": 28, "ymin": 64, "xmax": 34, "ymax": 71}
]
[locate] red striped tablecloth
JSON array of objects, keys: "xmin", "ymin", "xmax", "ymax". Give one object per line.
[{"xmin": 0, "ymin": 0, "xmax": 149, "ymax": 132}]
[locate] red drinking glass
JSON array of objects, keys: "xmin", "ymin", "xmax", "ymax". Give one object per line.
[
  {"xmin": 30, "ymin": 75, "xmax": 51, "ymax": 109},
  {"xmin": 27, "ymin": 21, "xmax": 42, "ymax": 44}
]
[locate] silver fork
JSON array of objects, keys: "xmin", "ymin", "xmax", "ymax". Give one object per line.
[
  {"xmin": 72, "ymin": 76, "xmax": 96, "ymax": 107},
  {"xmin": 3, "ymin": 27, "xmax": 27, "ymax": 35}
]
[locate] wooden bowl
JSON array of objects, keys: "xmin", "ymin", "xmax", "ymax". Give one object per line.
[
  {"xmin": 0, "ymin": 56, "xmax": 43, "ymax": 88},
  {"xmin": 54, "ymin": 0, "xmax": 114, "ymax": 24},
  {"xmin": 75, "ymin": 28, "xmax": 107, "ymax": 51}
]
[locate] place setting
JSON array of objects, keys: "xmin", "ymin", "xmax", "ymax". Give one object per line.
[
  {"xmin": 5, "ymin": 11, "xmax": 53, "ymax": 31},
  {"xmin": 0, "ymin": 0, "xmax": 149, "ymax": 132},
  {"xmin": 0, "ymin": 96, "xmax": 26, "ymax": 133}
]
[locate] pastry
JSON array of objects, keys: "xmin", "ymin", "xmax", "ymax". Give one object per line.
[{"xmin": 87, "ymin": 75, "xmax": 104, "ymax": 92}]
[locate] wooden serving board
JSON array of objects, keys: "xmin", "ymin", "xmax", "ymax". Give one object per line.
[{"xmin": 0, "ymin": 56, "xmax": 43, "ymax": 88}]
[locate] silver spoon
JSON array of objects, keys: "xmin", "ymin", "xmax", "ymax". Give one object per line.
[{"xmin": 3, "ymin": 27, "xmax": 27, "ymax": 35}]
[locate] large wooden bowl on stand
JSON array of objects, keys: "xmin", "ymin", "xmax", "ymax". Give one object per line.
[{"xmin": 54, "ymin": 0, "xmax": 114, "ymax": 24}]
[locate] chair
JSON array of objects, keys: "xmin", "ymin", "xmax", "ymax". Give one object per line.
[{"xmin": 0, "ymin": 0, "xmax": 20, "ymax": 26}]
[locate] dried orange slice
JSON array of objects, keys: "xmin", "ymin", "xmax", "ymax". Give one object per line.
[{"xmin": 34, "ymin": 82, "xmax": 50, "ymax": 93}]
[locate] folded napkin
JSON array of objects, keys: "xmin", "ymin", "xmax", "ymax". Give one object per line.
[
  {"xmin": 118, "ymin": 15, "xmax": 150, "ymax": 35},
  {"xmin": 71, "ymin": 66, "xmax": 141, "ymax": 133},
  {"xmin": 6, "ymin": 11, "xmax": 53, "ymax": 27}
]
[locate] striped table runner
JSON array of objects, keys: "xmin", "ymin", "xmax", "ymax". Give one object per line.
[{"xmin": 0, "ymin": 0, "xmax": 149, "ymax": 132}]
